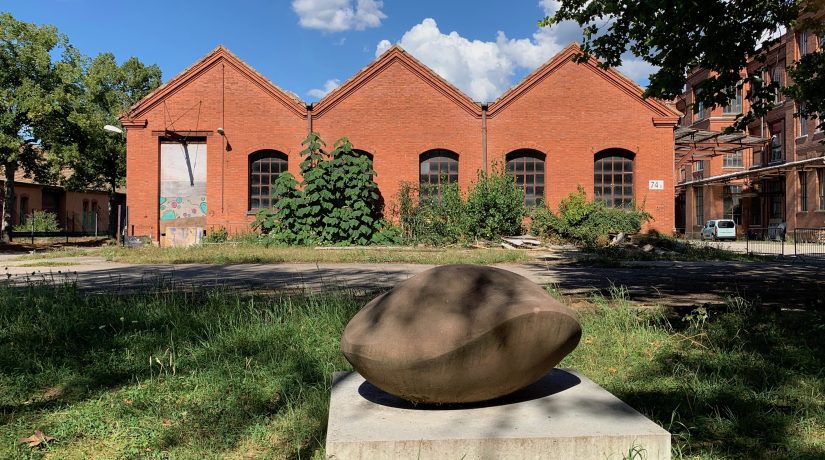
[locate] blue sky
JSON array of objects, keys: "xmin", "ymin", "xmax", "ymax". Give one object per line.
[{"xmin": 5, "ymin": 1, "xmax": 654, "ymax": 103}]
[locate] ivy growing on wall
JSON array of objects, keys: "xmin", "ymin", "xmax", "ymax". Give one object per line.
[{"xmin": 253, "ymin": 132, "xmax": 394, "ymax": 245}]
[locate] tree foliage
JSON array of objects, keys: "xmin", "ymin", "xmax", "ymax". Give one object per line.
[
  {"xmin": 60, "ymin": 53, "xmax": 161, "ymax": 193},
  {"xmin": 541, "ymin": 0, "xmax": 825, "ymax": 131},
  {"xmin": 0, "ymin": 12, "xmax": 82, "ymax": 240}
]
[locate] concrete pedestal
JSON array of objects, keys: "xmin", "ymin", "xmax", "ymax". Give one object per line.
[{"xmin": 326, "ymin": 369, "xmax": 670, "ymax": 459}]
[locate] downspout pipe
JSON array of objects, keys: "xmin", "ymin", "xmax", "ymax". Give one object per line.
[{"xmin": 481, "ymin": 103, "xmax": 488, "ymax": 173}]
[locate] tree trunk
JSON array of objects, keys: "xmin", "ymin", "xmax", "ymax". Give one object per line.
[{"xmin": 1, "ymin": 162, "xmax": 17, "ymax": 243}]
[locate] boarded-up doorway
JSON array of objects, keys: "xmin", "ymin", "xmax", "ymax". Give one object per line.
[{"xmin": 159, "ymin": 140, "xmax": 207, "ymax": 246}]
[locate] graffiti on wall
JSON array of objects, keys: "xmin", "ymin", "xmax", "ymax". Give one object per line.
[
  {"xmin": 160, "ymin": 142, "xmax": 207, "ymax": 221},
  {"xmin": 165, "ymin": 226, "xmax": 204, "ymax": 247}
]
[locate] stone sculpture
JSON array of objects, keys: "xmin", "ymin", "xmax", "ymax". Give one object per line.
[{"xmin": 340, "ymin": 264, "xmax": 582, "ymax": 404}]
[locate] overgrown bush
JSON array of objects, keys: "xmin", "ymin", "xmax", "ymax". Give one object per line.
[
  {"xmin": 397, "ymin": 165, "xmax": 525, "ymax": 245},
  {"xmin": 203, "ymin": 226, "xmax": 229, "ymax": 243},
  {"xmin": 12, "ymin": 210, "xmax": 61, "ymax": 233},
  {"xmin": 531, "ymin": 186, "xmax": 651, "ymax": 247},
  {"xmin": 465, "ymin": 164, "xmax": 525, "ymax": 240},
  {"xmin": 253, "ymin": 133, "xmax": 387, "ymax": 246},
  {"xmin": 398, "ymin": 182, "xmax": 468, "ymax": 245}
]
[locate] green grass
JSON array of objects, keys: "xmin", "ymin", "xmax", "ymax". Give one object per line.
[
  {"xmin": 1, "ymin": 283, "xmax": 823, "ymax": 459},
  {"xmin": 16, "ymin": 261, "xmax": 81, "ymax": 268},
  {"xmin": 95, "ymin": 245, "xmax": 531, "ymax": 265}
]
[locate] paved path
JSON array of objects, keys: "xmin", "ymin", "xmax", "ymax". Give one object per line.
[{"xmin": 3, "ymin": 256, "xmax": 824, "ymax": 308}]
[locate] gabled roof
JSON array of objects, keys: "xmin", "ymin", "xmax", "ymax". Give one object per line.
[
  {"xmin": 312, "ymin": 45, "xmax": 483, "ymax": 118},
  {"xmin": 120, "ymin": 46, "xmax": 307, "ymax": 122},
  {"xmin": 488, "ymin": 43, "xmax": 680, "ymax": 121}
]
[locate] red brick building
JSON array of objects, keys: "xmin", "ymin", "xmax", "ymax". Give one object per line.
[
  {"xmin": 121, "ymin": 44, "xmax": 679, "ymax": 245},
  {"xmin": 676, "ymin": 24, "xmax": 825, "ymax": 236}
]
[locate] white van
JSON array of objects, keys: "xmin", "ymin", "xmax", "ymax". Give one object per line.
[{"xmin": 701, "ymin": 219, "xmax": 737, "ymax": 241}]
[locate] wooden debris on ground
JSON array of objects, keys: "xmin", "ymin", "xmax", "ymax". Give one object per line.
[{"xmin": 500, "ymin": 235, "xmax": 542, "ymax": 249}]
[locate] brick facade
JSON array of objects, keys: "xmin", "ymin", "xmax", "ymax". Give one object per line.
[
  {"xmin": 121, "ymin": 45, "xmax": 679, "ymax": 244},
  {"xmin": 676, "ymin": 25, "xmax": 825, "ymax": 235}
]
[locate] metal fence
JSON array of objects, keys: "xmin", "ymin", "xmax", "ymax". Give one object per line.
[{"xmin": 745, "ymin": 227, "xmax": 825, "ymax": 257}]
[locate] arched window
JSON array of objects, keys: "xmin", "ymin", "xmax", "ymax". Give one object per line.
[
  {"xmin": 594, "ymin": 149, "xmax": 634, "ymax": 208},
  {"xmin": 249, "ymin": 150, "xmax": 288, "ymax": 210},
  {"xmin": 419, "ymin": 149, "xmax": 458, "ymax": 199},
  {"xmin": 506, "ymin": 149, "xmax": 545, "ymax": 206}
]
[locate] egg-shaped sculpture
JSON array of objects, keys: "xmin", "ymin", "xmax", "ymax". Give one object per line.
[{"xmin": 341, "ymin": 264, "xmax": 582, "ymax": 404}]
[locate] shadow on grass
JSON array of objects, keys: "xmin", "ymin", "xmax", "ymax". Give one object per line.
[
  {"xmin": 617, "ymin": 304, "xmax": 825, "ymax": 459},
  {"xmin": 0, "ymin": 281, "xmax": 364, "ymax": 458}
]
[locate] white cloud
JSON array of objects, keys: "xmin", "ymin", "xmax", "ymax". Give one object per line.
[
  {"xmin": 373, "ymin": 6, "xmax": 657, "ymax": 101},
  {"xmin": 292, "ymin": 0, "xmax": 386, "ymax": 32},
  {"xmin": 308, "ymin": 79, "xmax": 341, "ymax": 98}
]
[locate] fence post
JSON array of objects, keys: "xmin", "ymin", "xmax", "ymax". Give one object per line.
[
  {"xmin": 117, "ymin": 205, "xmax": 122, "ymax": 245},
  {"xmin": 30, "ymin": 217, "xmax": 34, "ymax": 245}
]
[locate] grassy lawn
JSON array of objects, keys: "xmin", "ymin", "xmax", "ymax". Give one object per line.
[
  {"xmin": 91, "ymin": 245, "xmax": 532, "ymax": 265},
  {"xmin": 2, "ymin": 283, "xmax": 823, "ymax": 458}
]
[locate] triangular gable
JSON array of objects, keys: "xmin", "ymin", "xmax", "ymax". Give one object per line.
[
  {"xmin": 488, "ymin": 43, "xmax": 680, "ymax": 122},
  {"xmin": 120, "ymin": 46, "xmax": 307, "ymax": 122},
  {"xmin": 312, "ymin": 45, "xmax": 482, "ymax": 118}
]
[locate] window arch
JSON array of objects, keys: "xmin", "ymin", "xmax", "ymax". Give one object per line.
[
  {"xmin": 249, "ymin": 150, "xmax": 288, "ymax": 210},
  {"xmin": 506, "ymin": 149, "xmax": 545, "ymax": 206},
  {"xmin": 594, "ymin": 149, "xmax": 635, "ymax": 208},
  {"xmin": 419, "ymin": 149, "xmax": 458, "ymax": 199}
]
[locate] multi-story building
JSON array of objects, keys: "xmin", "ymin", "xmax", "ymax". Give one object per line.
[{"xmin": 676, "ymin": 25, "xmax": 825, "ymax": 236}]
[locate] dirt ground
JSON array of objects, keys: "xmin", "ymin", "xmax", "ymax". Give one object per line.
[{"xmin": 2, "ymin": 247, "xmax": 823, "ymax": 309}]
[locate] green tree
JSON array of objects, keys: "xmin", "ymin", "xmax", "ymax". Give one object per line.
[
  {"xmin": 0, "ymin": 12, "xmax": 82, "ymax": 241},
  {"xmin": 541, "ymin": 0, "xmax": 825, "ymax": 131},
  {"xmin": 59, "ymin": 53, "xmax": 161, "ymax": 236}
]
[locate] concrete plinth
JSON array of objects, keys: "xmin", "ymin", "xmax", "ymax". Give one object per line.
[{"xmin": 326, "ymin": 369, "xmax": 670, "ymax": 459}]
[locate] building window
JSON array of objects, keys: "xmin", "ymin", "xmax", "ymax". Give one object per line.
[
  {"xmin": 506, "ymin": 150, "xmax": 545, "ymax": 206},
  {"xmin": 679, "ymin": 167, "xmax": 686, "ymax": 183},
  {"xmin": 249, "ymin": 150, "xmax": 288, "ymax": 210},
  {"xmin": 696, "ymin": 100, "xmax": 706, "ymax": 120},
  {"xmin": 694, "ymin": 160, "xmax": 704, "ymax": 172},
  {"xmin": 695, "ymin": 187, "xmax": 704, "ymax": 228},
  {"xmin": 723, "ymin": 185, "xmax": 742, "ymax": 224},
  {"xmin": 770, "ymin": 123, "xmax": 783, "ymax": 163},
  {"xmin": 594, "ymin": 149, "xmax": 634, "ymax": 208},
  {"xmin": 723, "ymin": 87, "xmax": 742, "ymax": 114},
  {"xmin": 800, "ymin": 171, "xmax": 808, "ymax": 212},
  {"xmin": 819, "ymin": 169, "xmax": 825, "ymax": 211},
  {"xmin": 798, "ymin": 30, "xmax": 809, "ymax": 56},
  {"xmin": 420, "ymin": 149, "xmax": 459, "ymax": 200},
  {"xmin": 798, "ymin": 103, "xmax": 808, "ymax": 137},
  {"xmin": 772, "ymin": 67, "xmax": 782, "ymax": 105},
  {"xmin": 723, "ymin": 151, "xmax": 743, "ymax": 168}
]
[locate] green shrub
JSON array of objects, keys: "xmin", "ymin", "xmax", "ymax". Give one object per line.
[
  {"xmin": 531, "ymin": 186, "xmax": 651, "ymax": 247},
  {"xmin": 465, "ymin": 164, "xmax": 525, "ymax": 240},
  {"xmin": 253, "ymin": 133, "xmax": 384, "ymax": 246},
  {"xmin": 203, "ymin": 226, "xmax": 229, "ymax": 243},
  {"xmin": 12, "ymin": 210, "xmax": 61, "ymax": 233},
  {"xmin": 397, "ymin": 166, "xmax": 526, "ymax": 245},
  {"xmin": 398, "ymin": 182, "xmax": 468, "ymax": 245}
]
